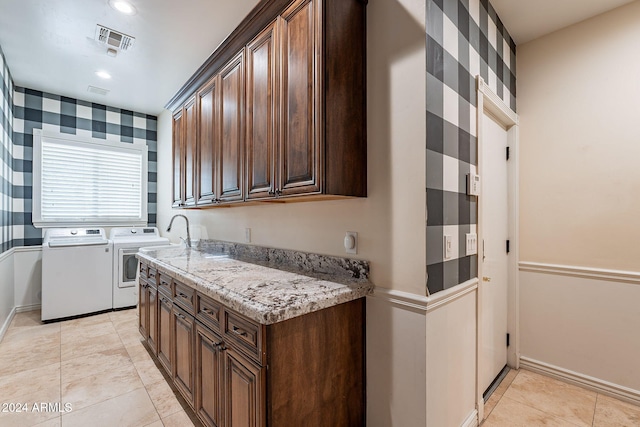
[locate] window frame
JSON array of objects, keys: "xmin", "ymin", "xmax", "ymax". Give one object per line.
[{"xmin": 32, "ymin": 129, "xmax": 148, "ymax": 228}]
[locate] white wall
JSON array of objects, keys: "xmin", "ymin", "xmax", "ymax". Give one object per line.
[
  {"xmin": 156, "ymin": 0, "xmax": 426, "ymax": 296},
  {"xmin": 517, "ymin": 1, "xmax": 640, "ymax": 271},
  {"xmin": 517, "ymin": 1, "xmax": 640, "ymax": 401},
  {"xmin": 0, "ymin": 251, "xmax": 15, "ymax": 338}
]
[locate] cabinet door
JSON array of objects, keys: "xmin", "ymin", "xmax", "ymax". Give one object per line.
[
  {"xmin": 172, "ymin": 305, "xmax": 195, "ymax": 407},
  {"xmin": 279, "ymin": 0, "xmax": 321, "ymax": 196},
  {"xmin": 158, "ymin": 294, "xmax": 173, "ymax": 374},
  {"xmin": 172, "ymin": 109, "xmax": 185, "ymax": 207},
  {"xmin": 217, "ymin": 51, "xmax": 245, "ymax": 203},
  {"xmin": 246, "ymin": 22, "xmax": 278, "ymax": 200},
  {"xmin": 184, "ymin": 96, "xmax": 198, "ymax": 207},
  {"xmin": 195, "ymin": 324, "xmax": 224, "ymax": 427},
  {"xmin": 138, "ymin": 280, "xmax": 149, "ymax": 338},
  {"xmin": 147, "ymin": 285, "xmax": 158, "ymax": 355},
  {"xmin": 197, "ymin": 77, "xmax": 220, "ymax": 205},
  {"xmin": 224, "ymin": 347, "xmax": 265, "ymax": 427}
]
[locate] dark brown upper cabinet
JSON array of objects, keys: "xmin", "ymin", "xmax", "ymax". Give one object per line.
[
  {"xmin": 170, "ymin": 0, "xmax": 367, "ymax": 208},
  {"xmin": 196, "ymin": 77, "xmax": 219, "ymax": 205},
  {"xmin": 171, "ymin": 109, "xmax": 184, "ymax": 208},
  {"xmin": 172, "ymin": 96, "xmax": 197, "ymax": 208}
]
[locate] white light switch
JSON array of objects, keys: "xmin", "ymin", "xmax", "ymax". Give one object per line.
[
  {"xmin": 466, "ymin": 233, "xmax": 478, "ymax": 256},
  {"xmin": 444, "ymin": 235, "xmax": 453, "ymax": 260},
  {"xmin": 245, "ymin": 228, "xmax": 251, "ymax": 243}
]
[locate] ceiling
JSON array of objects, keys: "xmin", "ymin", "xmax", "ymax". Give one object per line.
[
  {"xmin": 0, "ymin": 0, "xmax": 634, "ymax": 115},
  {"xmin": 0, "ymin": 0, "xmax": 259, "ymax": 115},
  {"xmin": 491, "ymin": 0, "xmax": 636, "ymax": 44}
]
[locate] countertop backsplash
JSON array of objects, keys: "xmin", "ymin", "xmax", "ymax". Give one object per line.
[{"xmin": 197, "ymin": 239, "xmax": 370, "ymax": 282}]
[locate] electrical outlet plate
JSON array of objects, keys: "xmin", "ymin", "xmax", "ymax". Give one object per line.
[
  {"xmin": 344, "ymin": 231, "xmax": 357, "ymax": 254},
  {"xmin": 444, "ymin": 235, "xmax": 453, "ymax": 259}
]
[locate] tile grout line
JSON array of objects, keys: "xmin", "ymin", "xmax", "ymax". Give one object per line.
[{"xmin": 591, "ymin": 394, "xmax": 599, "ymax": 427}]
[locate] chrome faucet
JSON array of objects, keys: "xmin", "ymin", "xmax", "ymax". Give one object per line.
[{"xmin": 167, "ymin": 214, "xmax": 191, "ymax": 248}]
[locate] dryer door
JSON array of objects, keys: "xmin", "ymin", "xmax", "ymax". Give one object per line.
[{"xmin": 119, "ymin": 248, "xmax": 140, "ymax": 288}]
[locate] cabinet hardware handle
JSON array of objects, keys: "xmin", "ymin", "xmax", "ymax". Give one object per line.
[
  {"xmin": 216, "ymin": 344, "xmax": 227, "ymax": 351},
  {"xmin": 232, "ymin": 326, "xmax": 249, "ymax": 337},
  {"xmin": 178, "ymin": 292, "xmax": 189, "ymax": 299},
  {"xmin": 202, "ymin": 308, "xmax": 214, "ymax": 315},
  {"xmin": 177, "ymin": 313, "xmax": 186, "ymax": 320},
  {"xmin": 268, "ymin": 190, "xmax": 275, "ymax": 196},
  {"xmin": 275, "ymin": 189, "xmax": 282, "ymax": 196},
  {"xmin": 162, "ymin": 298, "xmax": 170, "ymax": 304}
]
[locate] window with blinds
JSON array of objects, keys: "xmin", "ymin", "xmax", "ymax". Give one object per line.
[{"xmin": 33, "ymin": 129, "xmax": 148, "ymax": 227}]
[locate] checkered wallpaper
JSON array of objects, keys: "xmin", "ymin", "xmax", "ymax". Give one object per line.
[
  {"xmin": 0, "ymin": 46, "xmax": 14, "ymax": 254},
  {"xmin": 11, "ymin": 88, "xmax": 158, "ymax": 247},
  {"xmin": 426, "ymin": 0, "xmax": 516, "ymax": 294}
]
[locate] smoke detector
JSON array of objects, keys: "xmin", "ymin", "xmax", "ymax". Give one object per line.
[{"xmin": 95, "ymin": 25, "xmax": 135, "ymax": 54}]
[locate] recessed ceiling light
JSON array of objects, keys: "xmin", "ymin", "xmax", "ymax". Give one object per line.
[
  {"xmin": 108, "ymin": 0, "xmax": 137, "ymax": 15},
  {"xmin": 96, "ymin": 71, "xmax": 112, "ymax": 79}
]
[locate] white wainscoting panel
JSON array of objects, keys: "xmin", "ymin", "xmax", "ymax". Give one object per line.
[
  {"xmin": 0, "ymin": 249, "xmax": 16, "ymax": 341},
  {"xmin": 13, "ymin": 246, "xmax": 43, "ymax": 308},
  {"xmin": 520, "ymin": 262, "xmax": 640, "ymax": 399},
  {"xmin": 426, "ymin": 286, "xmax": 478, "ymax": 427},
  {"xmin": 366, "ymin": 288, "xmax": 427, "ymax": 426}
]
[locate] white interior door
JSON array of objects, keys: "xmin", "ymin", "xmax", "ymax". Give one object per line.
[{"xmin": 480, "ymin": 112, "xmax": 510, "ymax": 393}]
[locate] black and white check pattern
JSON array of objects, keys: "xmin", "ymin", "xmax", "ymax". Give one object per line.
[
  {"xmin": 11, "ymin": 88, "xmax": 158, "ymax": 247},
  {"xmin": 0, "ymin": 46, "xmax": 14, "ymax": 254},
  {"xmin": 426, "ymin": 0, "xmax": 516, "ymax": 294}
]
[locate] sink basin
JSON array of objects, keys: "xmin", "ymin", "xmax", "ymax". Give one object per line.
[{"xmin": 138, "ymin": 243, "xmax": 183, "ymax": 253}]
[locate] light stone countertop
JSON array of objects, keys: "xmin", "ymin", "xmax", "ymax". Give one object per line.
[{"xmin": 137, "ymin": 246, "xmax": 373, "ymax": 325}]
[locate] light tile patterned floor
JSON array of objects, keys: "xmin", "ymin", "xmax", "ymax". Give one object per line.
[
  {"xmin": 0, "ymin": 310, "xmax": 200, "ymax": 427},
  {"xmin": 482, "ymin": 369, "xmax": 640, "ymax": 427},
  {"xmin": 3, "ymin": 310, "xmax": 640, "ymax": 426}
]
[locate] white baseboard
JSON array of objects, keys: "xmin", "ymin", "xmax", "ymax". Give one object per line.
[
  {"xmin": 16, "ymin": 304, "xmax": 41, "ymax": 313},
  {"xmin": 461, "ymin": 409, "xmax": 478, "ymax": 427},
  {"xmin": 520, "ymin": 356, "xmax": 640, "ymax": 405},
  {"xmin": 0, "ymin": 307, "xmax": 17, "ymax": 343}
]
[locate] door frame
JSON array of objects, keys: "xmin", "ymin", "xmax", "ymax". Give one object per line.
[{"xmin": 475, "ymin": 76, "xmax": 519, "ymax": 421}]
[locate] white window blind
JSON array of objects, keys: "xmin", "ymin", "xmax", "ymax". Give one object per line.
[{"xmin": 33, "ymin": 130, "xmax": 148, "ymax": 227}]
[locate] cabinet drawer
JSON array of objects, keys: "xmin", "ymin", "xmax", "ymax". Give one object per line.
[
  {"xmin": 158, "ymin": 274, "xmax": 173, "ymax": 297},
  {"xmin": 223, "ymin": 309, "xmax": 264, "ymax": 364},
  {"xmin": 139, "ymin": 262, "xmax": 148, "ymax": 279},
  {"xmin": 173, "ymin": 281, "xmax": 195, "ymax": 315},
  {"xmin": 196, "ymin": 293, "xmax": 222, "ymax": 333},
  {"xmin": 148, "ymin": 267, "xmax": 158, "ymax": 285}
]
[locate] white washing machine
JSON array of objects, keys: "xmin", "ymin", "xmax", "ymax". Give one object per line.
[
  {"xmin": 110, "ymin": 227, "xmax": 170, "ymax": 309},
  {"xmin": 42, "ymin": 228, "xmax": 113, "ymax": 321}
]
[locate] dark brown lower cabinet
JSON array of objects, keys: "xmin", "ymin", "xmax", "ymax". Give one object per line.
[
  {"xmin": 196, "ymin": 324, "xmax": 224, "ymax": 427},
  {"xmin": 147, "ymin": 285, "xmax": 158, "ymax": 354},
  {"xmin": 172, "ymin": 304, "xmax": 196, "ymax": 407},
  {"xmin": 224, "ymin": 347, "xmax": 265, "ymax": 427},
  {"xmin": 139, "ymin": 260, "xmax": 365, "ymax": 427},
  {"xmin": 138, "ymin": 279, "xmax": 149, "ymax": 338},
  {"xmin": 157, "ymin": 293, "xmax": 173, "ymax": 374}
]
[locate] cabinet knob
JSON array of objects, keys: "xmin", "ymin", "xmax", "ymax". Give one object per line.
[
  {"xmin": 216, "ymin": 343, "xmax": 226, "ymax": 351},
  {"xmin": 275, "ymin": 189, "xmax": 282, "ymax": 196}
]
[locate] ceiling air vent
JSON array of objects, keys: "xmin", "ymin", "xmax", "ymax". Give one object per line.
[
  {"xmin": 95, "ymin": 25, "xmax": 135, "ymax": 51},
  {"xmin": 87, "ymin": 86, "xmax": 110, "ymax": 96}
]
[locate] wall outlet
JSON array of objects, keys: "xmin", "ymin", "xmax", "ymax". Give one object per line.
[
  {"xmin": 245, "ymin": 228, "xmax": 251, "ymax": 243},
  {"xmin": 344, "ymin": 231, "xmax": 357, "ymax": 254},
  {"xmin": 444, "ymin": 235, "xmax": 453, "ymax": 260},
  {"xmin": 466, "ymin": 233, "xmax": 478, "ymax": 256}
]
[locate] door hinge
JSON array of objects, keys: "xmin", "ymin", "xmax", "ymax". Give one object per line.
[
  {"xmin": 506, "ymin": 240, "xmax": 510, "ymax": 253},
  {"xmin": 506, "ymin": 146, "xmax": 510, "ymax": 160},
  {"xmin": 506, "ymin": 333, "xmax": 510, "ymax": 347}
]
